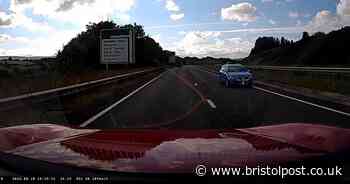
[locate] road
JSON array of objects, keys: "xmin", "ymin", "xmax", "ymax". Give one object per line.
[{"xmin": 87, "ymin": 65, "xmax": 350, "ymax": 129}]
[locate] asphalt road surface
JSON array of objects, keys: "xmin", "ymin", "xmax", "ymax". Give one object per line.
[{"xmin": 87, "ymin": 65, "xmax": 350, "ymax": 129}]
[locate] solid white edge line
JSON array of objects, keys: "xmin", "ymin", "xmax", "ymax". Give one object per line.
[
  {"xmin": 207, "ymin": 99, "xmax": 217, "ymax": 109},
  {"xmin": 79, "ymin": 73, "xmax": 164, "ymax": 128},
  {"xmin": 196, "ymin": 67, "xmax": 350, "ymax": 117},
  {"xmin": 254, "ymin": 86, "xmax": 350, "ymax": 117},
  {"xmin": 250, "ymin": 66, "xmax": 350, "ymax": 71}
]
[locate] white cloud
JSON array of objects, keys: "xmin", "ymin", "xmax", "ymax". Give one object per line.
[
  {"xmin": 0, "ymin": 11, "xmax": 12, "ymax": 26},
  {"xmin": 170, "ymin": 13, "xmax": 184, "ymax": 21},
  {"xmin": 0, "ymin": 48, "xmax": 7, "ymax": 56},
  {"xmin": 269, "ymin": 19, "xmax": 276, "ymax": 25},
  {"xmin": 221, "ymin": 2, "xmax": 257, "ymax": 22},
  {"xmin": 173, "ymin": 31, "xmax": 252, "ymax": 59},
  {"xmin": 218, "ymin": 26, "xmax": 303, "ymax": 34},
  {"xmin": 0, "ymin": 34, "xmax": 30, "ymax": 44},
  {"xmin": 0, "ymin": 3, "xmax": 54, "ymax": 32},
  {"xmin": 305, "ymin": 0, "xmax": 350, "ymax": 33},
  {"xmin": 12, "ymin": 12, "xmax": 54, "ymax": 32},
  {"xmin": 165, "ymin": 0, "xmax": 180, "ymax": 12},
  {"xmin": 337, "ymin": 0, "xmax": 350, "ymax": 16},
  {"xmin": 289, "ymin": 11, "xmax": 299, "ymax": 18},
  {"xmin": 262, "ymin": 0, "xmax": 273, "ymax": 3},
  {"xmin": 8, "ymin": 0, "xmax": 135, "ymax": 27},
  {"xmin": 166, "ymin": 26, "xmax": 302, "ymax": 58},
  {"xmin": 56, "ymin": 0, "xmax": 95, "ymax": 12},
  {"xmin": 296, "ymin": 20, "xmax": 302, "ymax": 26},
  {"xmin": 163, "ymin": 0, "xmax": 184, "ymax": 21},
  {"xmin": 178, "ymin": 31, "xmax": 187, "ymax": 35},
  {"xmin": 152, "ymin": 34, "xmax": 161, "ymax": 43},
  {"xmin": 0, "ymin": 30, "xmax": 79, "ymax": 56},
  {"xmin": 0, "ymin": 0, "xmax": 136, "ymax": 56},
  {"xmin": 304, "ymin": 13, "xmax": 311, "ymax": 18},
  {"xmin": 306, "ymin": 10, "xmax": 341, "ymax": 33}
]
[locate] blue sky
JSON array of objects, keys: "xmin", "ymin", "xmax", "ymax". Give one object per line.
[{"xmin": 0, "ymin": 0, "xmax": 349, "ymax": 58}]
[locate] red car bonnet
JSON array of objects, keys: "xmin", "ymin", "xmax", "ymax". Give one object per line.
[{"xmin": 1, "ymin": 123, "xmax": 350, "ymax": 173}]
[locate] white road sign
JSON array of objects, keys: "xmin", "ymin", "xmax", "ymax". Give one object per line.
[{"xmin": 100, "ymin": 29, "xmax": 135, "ymax": 64}]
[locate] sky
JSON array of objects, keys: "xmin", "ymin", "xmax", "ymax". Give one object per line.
[{"xmin": 0, "ymin": 0, "xmax": 350, "ymax": 58}]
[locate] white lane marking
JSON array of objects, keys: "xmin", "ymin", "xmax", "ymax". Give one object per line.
[
  {"xmin": 80, "ymin": 73, "xmax": 164, "ymax": 128},
  {"xmin": 254, "ymin": 86, "xmax": 350, "ymax": 117},
  {"xmin": 196, "ymin": 67, "xmax": 350, "ymax": 117},
  {"xmin": 207, "ymin": 99, "xmax": 217, "ymax": 109}
]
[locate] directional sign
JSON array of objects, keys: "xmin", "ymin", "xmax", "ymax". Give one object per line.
[{"xmin": 100, "ymin": 29, "xmax": 135, "ymax": 64}]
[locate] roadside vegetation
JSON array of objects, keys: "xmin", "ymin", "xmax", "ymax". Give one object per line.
[
  {"xmin": 0, "ymin": 20, "xmax": 171, "ymax": 98},
  {"xmin": 242, "ymin": 27, "xmax": 350, "ymax": 96},
  {"xmin": 56, "ymin": 21, "xmax": 171, "ymax": 69},
  {"xmin": 253, "ymin": 70, "xmax": 350, "ymax": 95},
  {"xmin": 245, "ymin": 26, "xmax": 350, "ymax": 66}
]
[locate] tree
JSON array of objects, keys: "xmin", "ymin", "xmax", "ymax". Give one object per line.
[
  {"xmin": 281, "ymin": 37, "xmax": 286, "ymax": 47},
  {"xmin": 313, "ymin": 32, "xmax": 326, "ymax": 38},
  {"xmin": 121, "ymin": 23, "xmax": 145, "ymax": 38},
  {"xmin": 302, "ymin": 32, "xmax": 310, "ymax": 40},
  {"xmin": 57, "ymin": 21, "xmax": 164, "ymax": 69},
  {"xmin": 249, "ymin": 37, "xmax": 282, "ymax": 56},
  {"xmin": 136, "ymin": 36, "xmax": 163, "ymax": 65},
  {"xmin": 57, "ymin": 21, "xmax": 117, "ymax": 68}
]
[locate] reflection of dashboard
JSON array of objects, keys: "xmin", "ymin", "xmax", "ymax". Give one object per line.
[{"xmin": 1, "ymin": 123, "xmax": 350, "ymax": 182}]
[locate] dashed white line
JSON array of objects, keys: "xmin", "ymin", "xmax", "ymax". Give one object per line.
[
  {"xmin": 207, "ymin": 99, "xmax": 217, "ymax": 109},
  {"xmin": 80, "ymin": 73, "xmax": 164, "ymax": 128},
  {"xmin": 254, "ymin": 86, "xmax": 350, "ymax": 117}
]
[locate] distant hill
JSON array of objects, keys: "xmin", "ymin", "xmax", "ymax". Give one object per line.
[
  {"xmin": 176, "ymin": 56, "xmax": 240, "ymax": 65},
  {"xmin": 245, "ymin": 27, "xmax": 350, "ymax": 66}
]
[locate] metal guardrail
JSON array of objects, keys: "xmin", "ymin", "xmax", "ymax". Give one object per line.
[
  {"xmin": 0, "ymin": 68, "xmax": 161, "ymax": 105},
  {"xmin": 248, "ymin": 66, "xmax": 350, "ymax": 73}
]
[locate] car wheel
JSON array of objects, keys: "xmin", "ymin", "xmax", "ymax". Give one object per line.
[
  {"xmin": 225, "ymin": 79, "xmax": 230, "ymax": 88},
  {"xmin": 219, "ymin": 77, "xmax": 224, "ymax": 84}
]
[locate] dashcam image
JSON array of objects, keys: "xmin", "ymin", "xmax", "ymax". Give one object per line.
[{"xmin": 1, "ymin": 0, "xmax": 350, "ymax": 183}]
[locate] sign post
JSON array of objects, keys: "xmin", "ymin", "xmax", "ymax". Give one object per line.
[{"xmin": 100, "ymin": 28, "xmax": 135, "ymax": 71}]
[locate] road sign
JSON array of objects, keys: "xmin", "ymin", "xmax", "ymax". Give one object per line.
[{"xmin": 100, "ymin": 29, "xmax": 135, "ymax": 65}]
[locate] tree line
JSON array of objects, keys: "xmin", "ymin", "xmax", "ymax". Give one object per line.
[
  {"xmin": 249, "ymin": 31, "xmax": 331, "ymax": 57},
  {"xmin": 56, "ymin": 21, "xmax": 170, "ymax": 71},
  {"xmin": 249, "ymin": 36, "xmax": 294, "ymax": 56},
  {"xmin": 247, "ymin": 26, "xmax": 350, "ymax": 66}
]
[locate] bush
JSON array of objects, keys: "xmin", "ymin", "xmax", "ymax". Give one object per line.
[{"xmin": 56, "ymin": 21, "xmax": 164, "ymax": 70}]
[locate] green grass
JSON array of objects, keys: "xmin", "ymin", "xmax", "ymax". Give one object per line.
[
  {"xmin": 253, "ymin": 69, "xmax": 350, "ymax": 95},
  {"xmin": 0, "ymin": 65, "xmax": 154, "ymax": 98}
]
